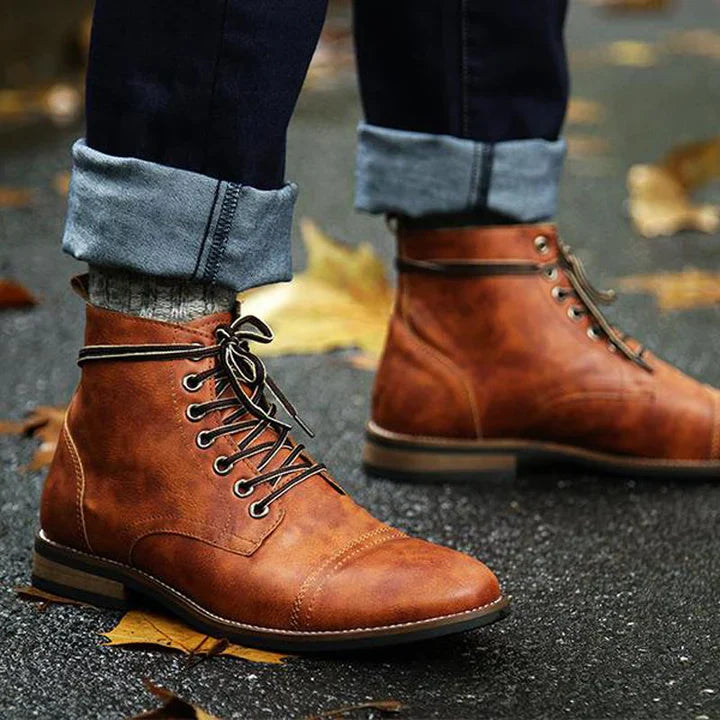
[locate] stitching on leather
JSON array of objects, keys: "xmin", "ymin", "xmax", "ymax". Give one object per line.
[
  {"xmin": 289, "ymin": 526, "xmax": 400, "ymax": 630},
  {"xmin": 40, "ymin": 531, "xmax": 507, "ymax": 635},
  {"xmin": 299, "ymin": 530, "xmax": 406, "ymax": 630},
  {"xmin": 401, "ymin": 303, "xmax": 482, "ymax": 438},
  {"xmin": 125, "ymin": 513, "xmax": 278, "ymax": 552},
  {"xmin": 127, "ymin": 511, "xmax": 285, "ymax": 565},
  {"xmin": 62, "ymin": 417, "xmax": 93, "ymax": 553}
]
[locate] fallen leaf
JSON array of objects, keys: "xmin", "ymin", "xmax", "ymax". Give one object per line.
[
  {"xmin": 627, "ymin": 137, "xmax": 720, "ymax": 238},
  {"xmin": 617, "ymin": 270, "xmax": 720, "ymax": 311},
  {"xmin": 662, "ymin": 136, "xmax": 720, "ymax": 191},
  {"xmin": 572, "ymin": 40, "xmax": 659, "ymax": 68},
  {"xmin": 0, "ymin": 279, "xmax": 37, "ymax": 308},
  {"xmin": 0, "ymin": 83, "xmax": 82, "ymax": 127},
  {"xmin": 607, "ymin": 40, "xmax": 659, "ymax": 66},
  {"xmin": 0, "ymin": 405, "xmax": 66, "ymax": 470},
  {"xmin": 0, "ymin": 187, "xmax": 35, "ymax": 209},
  {"xmin": 15, "ymin": 585, "xmax": 93, "ymax": 611},
  {"xmin": 131, "ymin": 680, "xmax": 221, "ymax": 720},
  {"xmin": 305, "ymin": 23, "xmax": 355, "ymax": 90},
  {"xmin": 306, "ymin": 700, "xmax": 404, "ymax": 720},
  {"xmin": 102, "ymin": 609, "xmax": 289, "ymax": 664},
  {"xmin": 52, "ymin": 171, "xmax": 71, "ymax": 197},
  {"xmin": 566, "ymin": 134, "xmax": 610, "ymax": 158},
  {"xmin": 666, "ymin": 29, "xmax": 720, "ymax": 61},
  {"xmin": 240, "ymin": 219, "xmax": 393, "ymax": 365},
  {"xmin": 567, "ymin": 98, "xmax": 605, "ymax": 126}
]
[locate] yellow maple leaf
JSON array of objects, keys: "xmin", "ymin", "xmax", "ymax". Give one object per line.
[
  {"xmin": 617, "ymin": 270, "xmax": 720, "ymax": 311},
  {"xmin": 101, "ymin": 609, "xmax": 289, "ymax": 664},
  {"xmin": 240, "ymin": 218, "xmax": 394, "ymax": 366},
  {"xmin": 627, "ymin": 137, "xmax": 720, "ymax": 238}
]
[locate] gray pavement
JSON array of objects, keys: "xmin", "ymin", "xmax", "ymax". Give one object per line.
[{"xmin": 1, "ymin": 3, "xmax": 719, "ymax": 719}]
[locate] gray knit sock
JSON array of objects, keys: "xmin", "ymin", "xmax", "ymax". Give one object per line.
[{"xmin": 87, "ymin": 265, "xmax": 237, "ymax": 323}]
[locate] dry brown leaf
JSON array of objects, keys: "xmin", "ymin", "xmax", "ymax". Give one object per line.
[
  {"xmin": 131, "ymin": 680, "xmax": 222, "ymax": 720},
  {"xmin": 240, "ymin": 219, "xmax": 393, "ymax": 365},
  {"xmin": 306, "ymin": 700, "xmax": 404, "ymax": 720},
  {"xmin": 0, "ymin": 405, "xmax": 66, "ymax": 470},
  {"xmin": 15, "ymin": 585, "xmax": 92, "ymax": 608},
  {"xmin": 0, "ymin": 279, "xmax": 37, "ymax": 308},
  {"xmin": 53, "ymin": 171, "xmax": 71, "ymax": 197},
  {"xmin": 627, "ymin": 137, "xmax": 720, "ymax": 238},
  {"xmin": 567, "ymin": 98, "xmax": 605, "ymax": 126},
  {"xmin": 617, "ymin": 270, "xmax": 720, "ymax": 311},
  {"xmin": 666, "ymin": 30, "xmax": 720, "ymax": 61},
  {"xmin": 0, "ymin": 84, "xmax": 82, "ymax": 127},
  {"xmin": 607, "ymin": 40, "xmax": 659, "ymax": 66},
  {"xmin": 102, "ymin": 609, "xmax": 289, "ymax": 664},
  {"xmin": 0, "ymin": 187, "xmax": 35, "ymax": 209},
  {"xmin": 305, "ymin": 24, "xmax": 355, "ymax": 90},
  {"xmin": 566, "ymin": 134, "xmax": 610, "ymax": 158},
  {"xmin": 572, "ymin": 40, "xmax": 659, "ymax": 68}
]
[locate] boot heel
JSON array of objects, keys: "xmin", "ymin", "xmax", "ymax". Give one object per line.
[
  {"xmin": 363, "ymin": 429, "xmax": 518, "ymax": 482},
  {"xmin": 32, "ymin": 550, "xmax": 129, "ymax": 610}
]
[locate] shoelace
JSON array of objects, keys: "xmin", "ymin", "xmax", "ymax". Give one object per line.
[
  {"xmin": 78, "ymin": 315, "xmax": 343, "ymax": 518},
  {"xmin": 396, "ymin": 236, "xmax": 651, "ymax": 372},
  {"xmin": 552, "ymin": 239, "xmax": 650, "ymax": 371}
]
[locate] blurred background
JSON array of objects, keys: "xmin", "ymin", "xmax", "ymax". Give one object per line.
[{"xmin": 1, "ymin": 2, "xmax": 719, "ymax": 719}]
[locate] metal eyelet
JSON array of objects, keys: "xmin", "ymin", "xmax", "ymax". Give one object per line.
[
  {"xmin": 249, "ymin": 501, "xmax": 269, "ymax": 519},
  {"xmin": 567, "ymin": 306, "xmax": 583, "ymax": 322},
  {"xmin": 214, "ymin": 455, "xmax": 233, "ymax": 476},
  {"xmin": 587, "ymin": 326, "xmax": 601, "ymax": 341},
  {"xmin": 534, "ymin": 235, "xmax": 550, "ymax": 254},
  {"xmin": 196, "ymin": 431, "xmax": 214, "ymax": 449},
  {"xmin": 185, "ymin": 404, "xmax": 204, "ymax": 422},
  {"xmin": 551, "ymin": 286, "xmax": 566, "ymax": 302},
  {"xmin": 233, "ymin": 479, "xmax": 254, "ymax": 498},
  {"xmin": 543, "ymin": 267, "xmax": 559, "ymax": 282},
  {"xmin": 182, "ymin": 374, "xmax": 202, "ymax": 392}
]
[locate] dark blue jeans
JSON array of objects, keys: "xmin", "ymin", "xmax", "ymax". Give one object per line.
[
  {"xmin": 64, "ymin": 0, "xmax": 569, "ymax": 291},
  {"xmin": 86, "ymin": 0, "xmax": 568, "ymax": 190}
]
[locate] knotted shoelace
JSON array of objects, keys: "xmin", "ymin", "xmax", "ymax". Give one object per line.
[{"xmin": 78, "ymin": 315, "xmax": 343, "ymax": 518}]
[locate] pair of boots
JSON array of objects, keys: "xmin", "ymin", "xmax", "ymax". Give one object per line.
[{"xmin": 33, "ymin": 224, "xmax": 719, "ymax": 651}]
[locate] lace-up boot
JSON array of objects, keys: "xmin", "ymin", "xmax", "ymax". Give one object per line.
[
  {"xmin": 33, "ymin": 280, "xmax": 508, "ymax": 651},
  {"xmin": 364, "ymin": 224, "xmax": 720, "ymax": 479}
]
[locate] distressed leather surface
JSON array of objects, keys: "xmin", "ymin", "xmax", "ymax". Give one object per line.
[
  {"xmin": 373, "ymin": 224, "xmax": 720, "ymax": 461},
  {"xmin": 40, "ymin": 304, "xmax": 501, "ymax": 631}
]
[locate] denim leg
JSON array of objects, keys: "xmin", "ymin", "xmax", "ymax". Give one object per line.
[
  {"xmin": 353, "ymin": 0, "xmax": 569, "ymax": 221},
  {"xmin": 65, "ymin": 0, "xmax": 328, "ymax": 291},
  {"xmin": 64, "ymin": 141, "xmax": 297, "ymax": 292}
]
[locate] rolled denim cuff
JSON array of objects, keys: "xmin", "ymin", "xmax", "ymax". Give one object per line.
[
  {"xmin": 62, "ymin": 140, "xmax": 296, "ymax": 292},
  {"xmin": 355, "ymin": 123, "xmax": 566, "ymax": 222}
]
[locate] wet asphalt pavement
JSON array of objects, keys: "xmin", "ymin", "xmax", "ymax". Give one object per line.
[{"xmin": 1, "ymin": 2, "xmax": 719, "ymax": 719}]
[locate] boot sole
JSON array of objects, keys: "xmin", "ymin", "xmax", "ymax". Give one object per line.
[
  {"xmin": 364, "ymin": 422, "xmax": 720, "ymax": 481},
  {"xmin": 31, "ymin": 530, "xmax": 510, "ymax": 652}
]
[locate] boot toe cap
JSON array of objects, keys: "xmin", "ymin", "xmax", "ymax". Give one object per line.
[{"xmin": 295, "ymin": 534, "xmax": 502, "ymax": 632}]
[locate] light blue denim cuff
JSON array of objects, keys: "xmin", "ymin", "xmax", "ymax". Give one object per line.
[
  {"xmin": 355, "ymin": 123, "xmax": 566, "ymax": 222},
  {"xmin": 62, "ymin": 139, "xmax": 297, "ymax": 292}
]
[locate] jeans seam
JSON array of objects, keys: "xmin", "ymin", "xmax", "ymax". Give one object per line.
[
  {"xmin": 192, "ymin": 180, "xmax": 222, "ymax": 281},
  {"xmin": 202, "ymin": 182, "xmax": 241, "ymax": 284},
  {"xmin": 468, "ymin": 143, "xmax": 481, "ymax": 208},
  {"xmin": 477, "ymin": 144, "xmax": 494, "ymax": 209}
]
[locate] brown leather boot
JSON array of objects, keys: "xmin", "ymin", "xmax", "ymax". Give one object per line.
[
  {"xmin": 364, "ymin": 224, "xmax": 720, "ymax": 479},
  {"xmin": 33, "ymin": 283, "xmax": 508, "ymax": 651}
]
